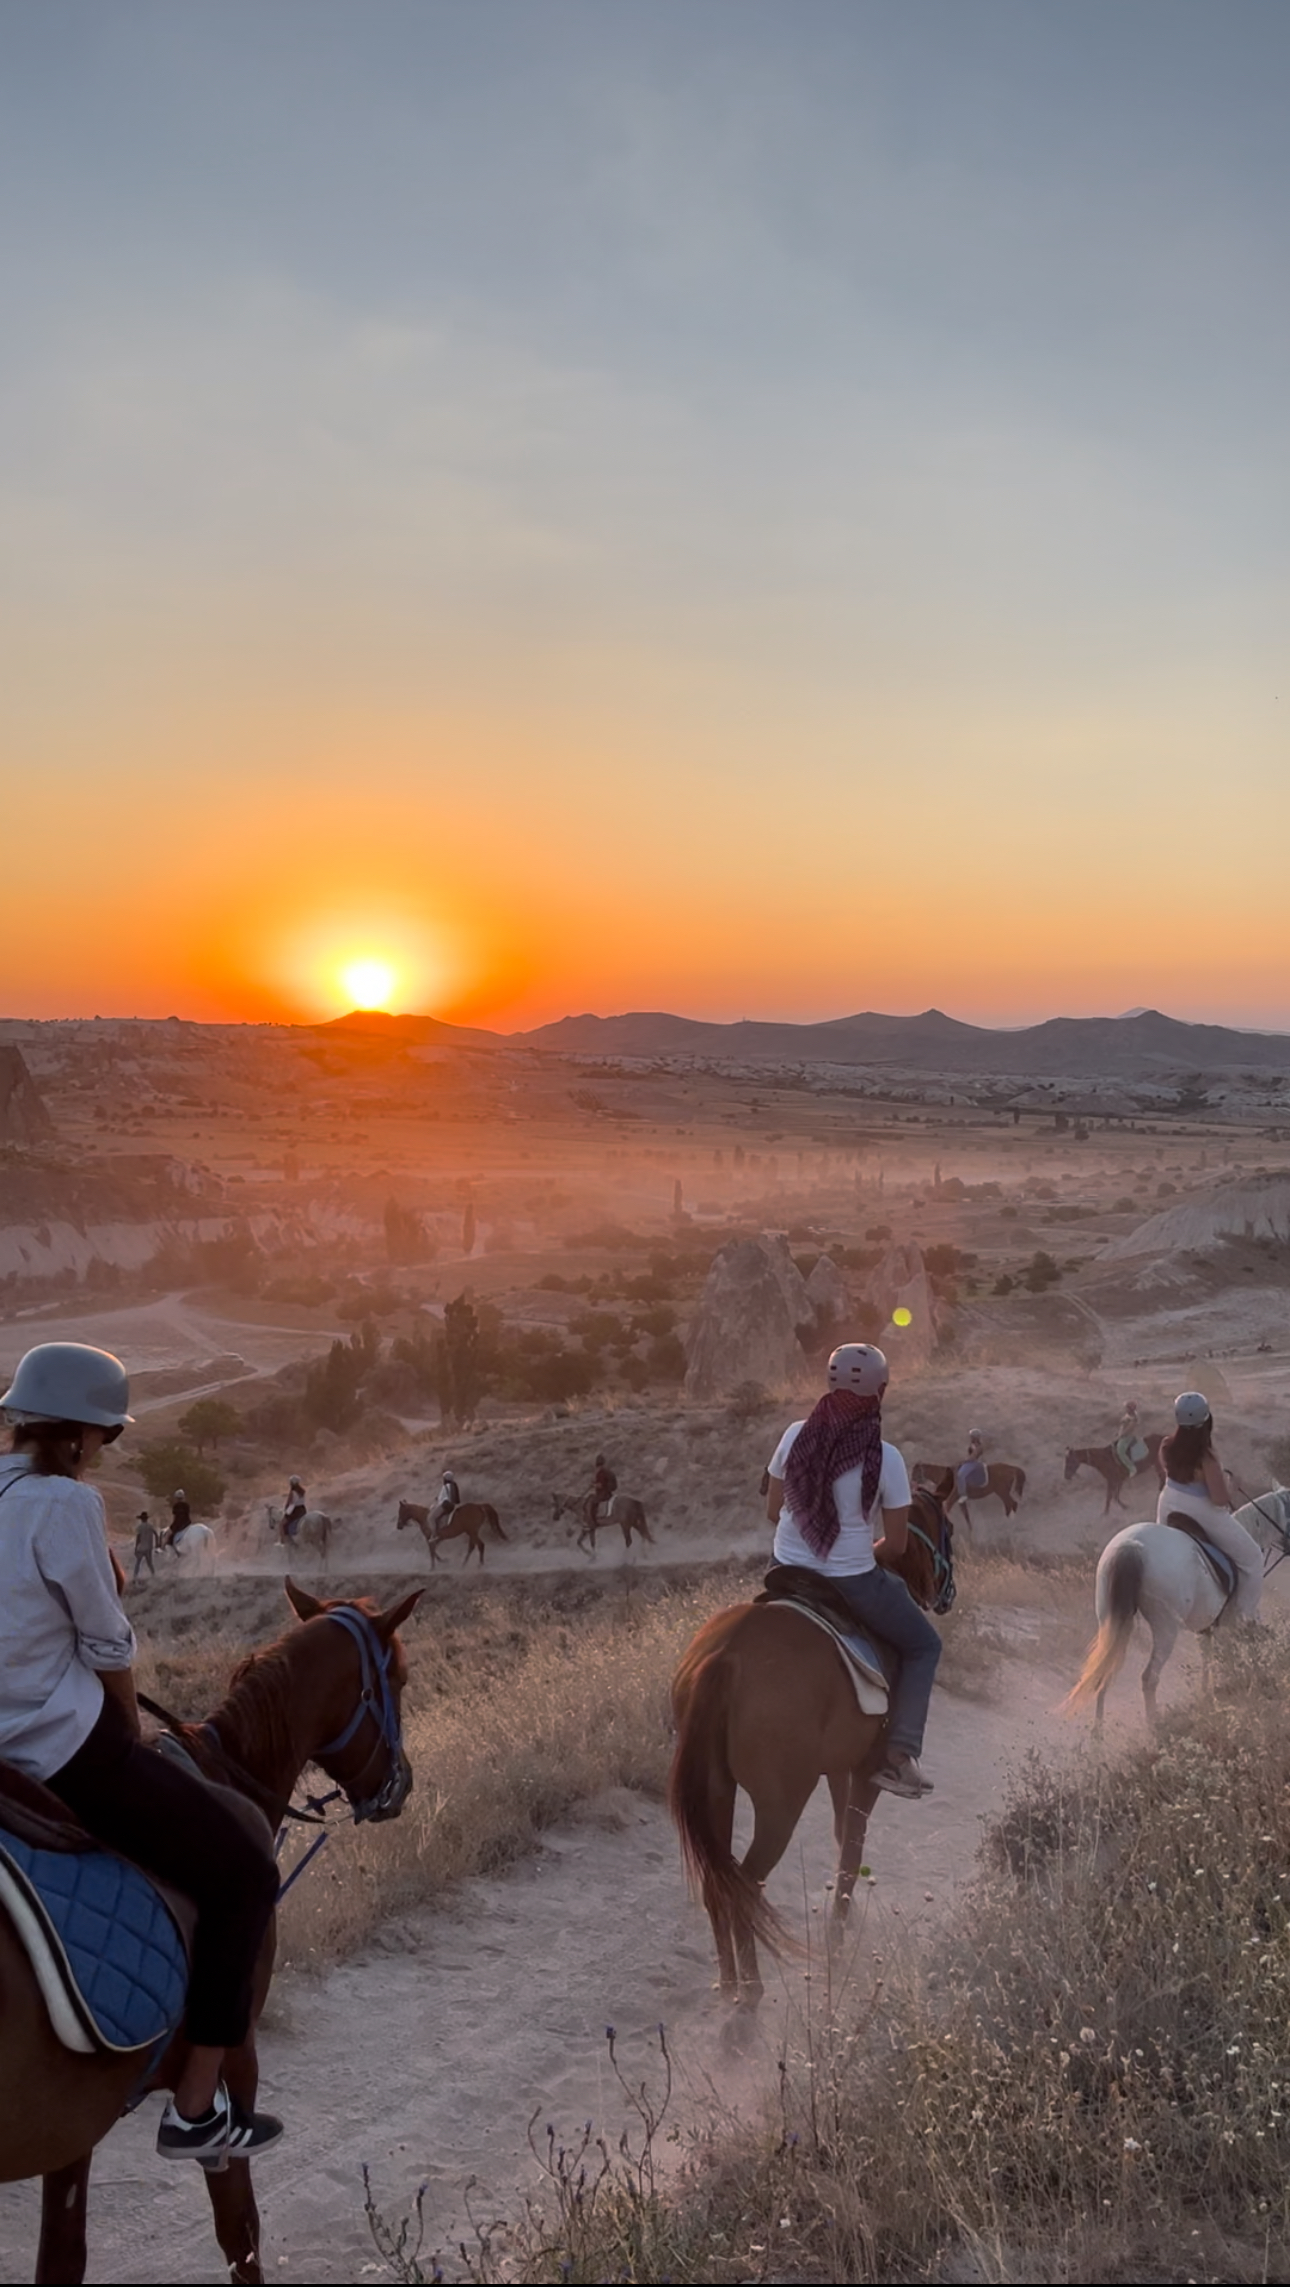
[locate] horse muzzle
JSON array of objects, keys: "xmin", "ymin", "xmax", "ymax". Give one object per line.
[{"xmin": 356, "ymin": 1750, "xmax": 413, "ymax": 1825}]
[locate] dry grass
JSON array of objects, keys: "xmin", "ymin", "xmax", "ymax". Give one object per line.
[{"xmin": 428, "ymin": 1622, "xmax": 1290, "ymax": 2284}]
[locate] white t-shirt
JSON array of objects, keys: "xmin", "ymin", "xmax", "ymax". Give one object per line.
[{"xmin": 767, "ymin": 1419, "xmax": 912, "ymax": 1579}]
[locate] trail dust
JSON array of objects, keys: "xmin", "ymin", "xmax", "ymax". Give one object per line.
[{"xmin": 0, "ymin": 1634, "xmax": 1182, "ymax": 2287}]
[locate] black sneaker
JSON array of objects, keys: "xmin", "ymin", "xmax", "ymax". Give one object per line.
[{"xmin": 156, "ymin": 2083, "xmax": 285, "ymax": 2167}]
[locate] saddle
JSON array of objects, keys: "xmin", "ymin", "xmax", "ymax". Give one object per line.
[
  {"xmin": 755, "ymin": 1566, "xmax": 893, "ymax": 1716},
  {"xmin": 0, "ymin": 1761, "xmax": 191, "ymax": 2057},
  {"xmin": 1161, "ymin": 1511, "xmax": 1237, "ymax": 1603}
]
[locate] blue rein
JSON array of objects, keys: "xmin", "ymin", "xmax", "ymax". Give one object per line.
[{"xmin": 275, "ymin": 1606, "xmax": 407, "ymax": 1901}]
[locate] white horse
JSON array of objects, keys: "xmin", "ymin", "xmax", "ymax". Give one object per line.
[
  {"xmin": 168, "ymin": 1522, "xmax": 216, "ymax": 1566},
  {"xmin": 262, "ymin": 1502, "xmax": 336, "ymax": 1561},
  {"xmin": 1066, "ymin": 1488, "xmax": 1290, "ymax": 1728}
]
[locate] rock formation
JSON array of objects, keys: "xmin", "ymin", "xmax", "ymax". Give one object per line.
[
  {"xmin": 0, "ymin": 1048, "xmax": 53, "ymax": 1144},
  {"xmin": 862, "ymin": 1240, "xmax": 939, "ymax": 1372},
  {"xmin": 684, "ymin": 1233, "xmax": 812, "ymax": 1400},
  {"xmin": 804, "ymin": 1251, "xmax": 849, "ymax": 1330}
]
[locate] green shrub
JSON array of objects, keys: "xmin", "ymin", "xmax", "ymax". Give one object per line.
[{"xmin": 136, "ymin": 1441, "xmax": 225, "ymax": 1512}]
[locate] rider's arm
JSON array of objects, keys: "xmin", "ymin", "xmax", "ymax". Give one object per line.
[
  {"xmin": 99, "ymin": 1666, "xmax": 142, "ymax": 1738},
  {"xmin": 1201, "ymin": 1449, "xmax": 1232, "ymax": 1508},
  {"xmin": 872, "ymin": 1504, "xmax": 911, "ymax": 1562},
  {"xmin": 766, "ymin": 1477, "xmax": 784, "ymax": 1524},
  {"xmin": 34, "ymin": 1484, "xmax": 138, "ymax": 1676}
]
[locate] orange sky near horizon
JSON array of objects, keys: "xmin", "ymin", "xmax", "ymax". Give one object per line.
[{"xmin": 3, "ymin": 10, "xmax": 1289, "ymax": 1036}]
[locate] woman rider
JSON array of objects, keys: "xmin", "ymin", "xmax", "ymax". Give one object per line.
[
  {"xmin": 764, "ymin": 1342, "xmax": 942, "ymax": 1800},
  {"xmin": 955, "ymin": 1429, "xmax": 988, "ymax": 1507},
  {"xmin": 0, "ymin": 1342, "xmax": 283, "ymax": 2162},
  {"xmin": 1158, "ymin": 1390, "xmax": 1263, "ymax": 1622}
]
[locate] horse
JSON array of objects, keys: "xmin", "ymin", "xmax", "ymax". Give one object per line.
[
  {"xmin": 168, "ymin": 1521, "xmax": 216, "ymax": 1564},
  {"xmin": 668, "ymin": 1497, "xmax": 949, "ymax": 2009},
  {"xmin": 263, "ymin": 1504, "xmax": 336, "ymax": 1561},
  {"xmin": 913, "ymin": 1459, "xmax": 1026, "ymax": 1527},
  {"xmin": 1065, "ymin": 1489, "xmax": 1290, "ymax": 1729},
  {"xmin": 0, "ymin": 1577, "xmax": 422, "ymax": 2285},
  {"xmin": 551, "ymin": 1490, "xmax": 654, "ymax": 1556},
  {"xmin": 1063, "ymin": 1435, "xmax": 1166, "ymax": 1515},
  {"xmin": 395, "ymin": 1498, "xmax": 507, "ymax": 1567}
]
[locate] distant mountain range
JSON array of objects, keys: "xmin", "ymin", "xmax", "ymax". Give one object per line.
[{"xmin": 326, "ymin": 1005, "xmax": 1290, "ymax": 1078}]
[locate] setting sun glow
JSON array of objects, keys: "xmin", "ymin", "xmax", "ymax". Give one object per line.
[{"xmin": 340, "ymin": 957, "xmax": 397, "ymax": 1011}]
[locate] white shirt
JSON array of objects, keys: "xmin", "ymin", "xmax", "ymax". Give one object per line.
[
  {"xmin": 767, "ymin": 1420, "xmax": 912, "ymax": 1579},
  {"xmin": 0, "ymin": 1456, "xmax": 137, "ymax": 1780}
]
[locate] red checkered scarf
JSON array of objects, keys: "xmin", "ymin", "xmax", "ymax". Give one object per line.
[{"xmin": 783, "ymin": 1389, "xmax": 884, "ymax": 1560}]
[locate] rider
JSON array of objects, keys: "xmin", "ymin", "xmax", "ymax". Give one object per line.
[
  {"xmin": 1114, "ymin": 1401, "xmax": 1147, "ymax": 1475},
  {"xmin": 765, "ymin": 1342, "xmax": 942, "ymax": 1800},
  {"xmin": 433, "ymin": 1468, "xmax": 460, "ymax": 1527},
  {"xmin": 591, "ymin": 1453, "xmax": 617, "ymax": 1513},
  {"xmin": 955, "ymin": 1430, "xmax": 988, "ymax": 1507},
  {"xmin": 1158, "ymin": 1391, "xmax": 1263, "ymax": 1623},
  {"xmin": 281, "ymin": 1475, "xmax": 308, "ymax": 1546},
  {"xmin": 0, "ymin": 1342, "xmax": 282, "ymax": 2162},
  {"xmin": 167, "ymin": 1487, "xmax": 192, "ymax": 1548}
]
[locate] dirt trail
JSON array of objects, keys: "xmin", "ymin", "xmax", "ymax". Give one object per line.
[{"xmin": 0, "ymin": 1651, "xmax": 1163, "ymax": 2287}]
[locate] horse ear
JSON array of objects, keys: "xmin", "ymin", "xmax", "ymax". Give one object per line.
[
  {"xmin": 375, "ymin": 1588, "xmax": 424, "ymax": 1637},
  {"xmin": 285, "ymin": 1577, "xmax": 325, "ymax": 1623}
]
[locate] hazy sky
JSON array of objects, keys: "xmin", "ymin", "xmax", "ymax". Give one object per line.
[{"xmin": 2, "ymin": 1, "xmax": 1288, "ymax": 1027}]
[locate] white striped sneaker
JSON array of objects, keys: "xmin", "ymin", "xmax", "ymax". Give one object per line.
[{"xmin": 156, "ymin": 2083, "xmax": 284, "ymax": 2166}]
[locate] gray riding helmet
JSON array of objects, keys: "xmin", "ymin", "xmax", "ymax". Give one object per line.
[
  {"xmin": 1, "ymin": 1342, "xmax": 133, "ymax": 1434},
  {"xmin": 827, "ymin": 1342, "xmax": 889, "ymax": 1396},
  {"xmin": 1174, "ymin": 1391, "xmax": 1211, "ymax": 1428}
]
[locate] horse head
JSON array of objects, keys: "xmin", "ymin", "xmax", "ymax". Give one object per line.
[
  {"xmin": 1063, "ymin": 1448, "xmax": 1079, "ymax": 1481},
  {"xmin": 395, "ymin": 1501, "xmax": 412, "ymax": 1532},
  {"xmin": 283, "ymin": 1579, "xmax": 423, "ymax": 1824}
]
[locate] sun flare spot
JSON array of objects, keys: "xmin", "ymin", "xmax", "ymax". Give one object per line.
[{"xmin": 341, "ymin": 956, "xmax": 397, "ymax": 1010}]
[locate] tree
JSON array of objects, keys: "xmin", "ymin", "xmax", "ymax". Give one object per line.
[
  {"xmin": 136, "ymin": 1440, "xmax": 224, "ymax": 1512},
  {"xmin": 441, "ymin": 1293, "xmax": 483, "ymax": 1425},
  {"xmin": 384, "ymin": 1197, "xmax": 432, "ymax": 1266},
  {"xmin": 303, "ymin": 1321, "xmax": 382, "ymax": 1431},
  {"xmin": 176, "ymin": 1398, "xmax": 240, "ymax": 1454},
  {"xmin": 462, "ymin": 1202, "xmax": 477, "ymax": 1256}
]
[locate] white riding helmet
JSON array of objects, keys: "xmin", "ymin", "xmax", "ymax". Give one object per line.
[
  {"xmin": 968, "ymin": 1427, "xmax": 985, "ymax": 1444},
  {"xmin": 289, "ymin": 1476, "xmax": 304, "ymax": 1490},
  {"xmin": 827, "ymin": 1343, "xmax": 889, "ymax": 1396},
  {"xmin": 1174, "ymin": 1391, "xmax": 1211, "ymax": 1428},
  {"xmin": 173, "ymin": 1488, "xmax": 187, "ymax": 1502},
  {"xmin": 1, "ymin": 1343, "xmax": 133, "ymax": 1435}
]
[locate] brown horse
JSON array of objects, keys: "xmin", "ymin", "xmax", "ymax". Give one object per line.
[
  {"xmin": 1064, "ymin": 1436, "xmax": 1166, "ymax": 1516},
  {"xmin": 668, "ymin": 1519, "xmax": 942, "ymax": 2009},
  {"xmin": 396, "ymin": 1497, "xmax": 507, "ymax": 1566},
  {"xmin": 551, "ymin": 1490, "xmax": 654, "ymax": 1555},
  {"xmin": 0, "ymin": 1578, "xmax": 422, "ymax": 2285},
  {"xmin": 913, "ymin": 1459, "xmax": 1026, "ymax": 1525}
]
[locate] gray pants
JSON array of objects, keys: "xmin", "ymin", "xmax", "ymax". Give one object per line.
[{"xmin": 832, "ymin": 1566, "xmax": 942, "ymax": 1758}]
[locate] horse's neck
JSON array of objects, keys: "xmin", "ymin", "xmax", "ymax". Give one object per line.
[{"xmin": 204, "ymin": 1635, "xmax": 332, "ymax": 1815}]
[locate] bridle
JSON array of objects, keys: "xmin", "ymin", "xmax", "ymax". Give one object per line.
[
  {"xmin": 312, "ymin": 1605, "xmax": 410, "ymax": 1825},
  {"xmin": 1229, "ymin": 1478, "xmax": 1290, "ymax": 1577}
]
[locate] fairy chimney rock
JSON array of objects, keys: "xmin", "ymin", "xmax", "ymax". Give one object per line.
[
  {"xmin": 0, "ymin": 1048, "xmax": 53, "ymax": 1144},
  {"xmin": 804, "ymin": 1252, "xmax": 849, "ymax": 1325},
  {"xmin": 684, "ymin": 1233, "xmax": 812, "ymax": 1401},
  {"xmin": 863, "ymin": 1239, "xmax": 939, "ymax": 1371}
]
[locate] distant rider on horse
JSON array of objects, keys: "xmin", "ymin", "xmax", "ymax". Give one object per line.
[
  {"xmin": 432, "ymin": 1469, "xmax": 460, "ymax": 1528},
  {"xmin": 280, "ymin": 1476, "xmax": 307, "ymax": 1546},
  {"xmin": 765, "ymin": 1343, "xmax": 941, "ymax": 1801},
  {"xmin": 166, "ymin": 1488, "xmax": 192, "ymax": 1549},
  {"xmin": 955, "ymin": 1431, "xmax": 988, "ymax": 1506},
  {"xmin": 1113, "ymin": 1401, "xmax": 1148, "ymax": 1475},
  {"xmin": 585, "ymin": 1453, "xmax": 617, "ymax": 1535}
]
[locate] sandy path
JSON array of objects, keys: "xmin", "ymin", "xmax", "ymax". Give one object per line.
[{"xmin": 0, "ymin": 1654, "xmax": 1148, "ymax": 2287}]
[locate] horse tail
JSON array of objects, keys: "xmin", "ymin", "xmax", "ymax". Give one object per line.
[
  {"xmin": 668, "ymin": 1649, "xmax": 791, "ymax": 1966},
  {"xmin": 1012, "ymin": 1466, "xmax": 1027, "ymax": 1502},
  {"xmin": 487, "ymin": 1505, "xmax": 508, "ymax": 1540},
  {"xmin": 1064, "ymin": 1542, "xmax": 1144, "ymax": 1710}
]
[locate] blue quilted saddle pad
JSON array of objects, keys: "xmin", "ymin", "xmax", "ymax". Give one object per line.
[{"xmin": 0, "ymin": 1828, "xmax": 188, "ymax": 2053}]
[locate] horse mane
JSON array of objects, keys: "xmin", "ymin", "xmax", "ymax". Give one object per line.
[{"xmin": 192, "ymin": 1596, "xmax": 404, "ymax": 1773}]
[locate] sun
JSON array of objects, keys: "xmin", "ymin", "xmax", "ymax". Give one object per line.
[{"xmin": 341, "ymin": 956, "xmax": 398, "ymax": 1010}]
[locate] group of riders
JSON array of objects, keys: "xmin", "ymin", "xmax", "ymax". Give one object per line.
[{"xmin": 0, "ymin": 1331, "xmax": 1270, "ymax": 2172}]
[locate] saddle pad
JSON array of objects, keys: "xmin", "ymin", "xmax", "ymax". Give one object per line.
[
  {"xmin": 0, "ymin": 1829, "xmax": 187, "ymax": 2056},
  {"xmin": 768, "ymin": 1600, "xmax": 889, "ymax": 1717},
  {"xmin": 1161, "ymin": 1513, "xmax": 1237, "ymax": 1599}
]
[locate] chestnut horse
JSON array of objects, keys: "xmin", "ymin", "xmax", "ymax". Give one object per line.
[
  {"xmin": 1063, "ymin": 1436, "xmax": 1165, "ymax": 1517},
  {"xmin": 913, "ymin": 1459, "xmax": 1026, "ymax": 1527},
  {"xmin": 551, "ymin": 1490, "xmax": 654, "ymax": 1555},
  {"xmin": 669, "ymin": 1512, "xmax": 944, "ymax": 2009},
  {"xmin": 396, "ymin": 1497, "xmax": 507, "ymax": 1566},
  {"xmin": 0, "ymin": 1578, "xmax": 422, "ymax": 2285}
]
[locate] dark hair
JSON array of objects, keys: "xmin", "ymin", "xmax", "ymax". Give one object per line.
[
  {"xmin": 1161, "ymin": 1419, "xmax": 1213, "ymax": 1484},
  {"xmin": 9, "ymin": 1421, "xmax": 86, "ymax": 1478}
]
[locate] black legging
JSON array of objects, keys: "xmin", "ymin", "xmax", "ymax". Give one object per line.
[{"xmin": 46, "ymin": 1693, "xmax": 279, "ymax": 2049}]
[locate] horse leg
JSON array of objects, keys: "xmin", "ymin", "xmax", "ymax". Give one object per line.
[
  {"xmin": 473, "ymin": 1529, "xmax": 485, "ymax": 1567},
  {"xmin": 37, "ymin": 2157, "xmax": 91, "ymax": 2286},
  {"xmin": 734, "ymin": 1779, "xmax": 815, "ymax": 2005},
  {"xmin": 826, "ymin": 1770, "xmax": 877, "ymax": 1928},
  {"xmin": 1141, "ymin": 1612, "xmax": 1179, "ymax": 1732},
  {"xmin": 204, "ymin": 2035, "xmax": 264, "ymax": 2284}
]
